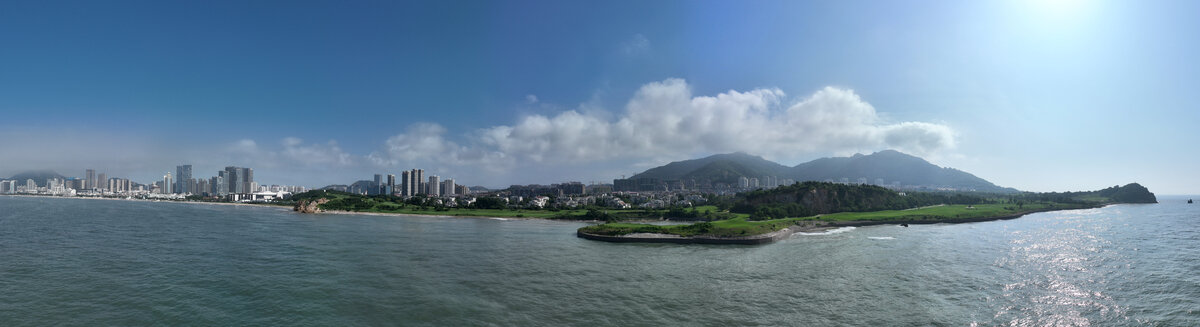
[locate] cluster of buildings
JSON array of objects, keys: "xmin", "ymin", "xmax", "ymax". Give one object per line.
[
  {"xmin": 335, "ymin": 168, "xmax": 467, "ymax": 198},
  {"xmin": 483, "ymin": 187, "xmax": 710, "ymax": 210},
  {"xmin": 612, "ymin": 176, "xmax": 798, "ymax": 194},
  {"xmin": 0, "ymin": 169, "xmax": 144, "ymax": 197},
  {"xmin": 0, "ymin": 165, "xmax": 306, "ymax": 202}
]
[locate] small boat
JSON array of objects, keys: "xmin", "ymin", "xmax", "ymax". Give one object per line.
[
  {"xmin": 900, "ymin": 223, "xmax": 909, "ymax": 227},
  {"xmin": 1189, "ymin": 199, "xmax": 1194, "ymax": 204}
]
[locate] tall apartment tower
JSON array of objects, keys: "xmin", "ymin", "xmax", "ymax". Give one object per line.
[
  {"xmin": 373, "ymin": 174, "xmax": 383, "ymax": 195},
  {"xmin": 222, "ymin": 166, "xmax": 254, "ymax": 194},
  {"xmin": 427, "ymin": 175, "xmax": 440, "ymax": 196},
  {"xmin": 97, "ymin": 173, "xmax": 107, "ymax": 191},
  {"xmin": 416, "ymin": 169, "xmax": 424, "ymax": 195},
  {"xmin": 223, "ymin": 167, "xmax": 240, "ymax": 193},
  {"xmin": 176, "ymin": 165, "xmax": 192, "ymax": 194},
  {"xmin": 442, "ymin": 178, "xmax": 455, "ymax": 196},
  {"xmin": 401, "ymin": 171, "xmax": 411, "ymax": 196},
  {"xmin": 243, "ymin": 168, "xmax": 253, "ymax": 193},
  {"xmin": 386, "ymin": 174, "xmax": 396, "ymax": 195},
  {"xmin": 163, "ymin": 172, "xmax": 173, "ymax": 194},
  {"xmin": 212, "ymin": 175, "xmax": 226, "ymax": 196},
  {"xmin": 85, "ymin": 169, "xmax": 96, "ymax": 190}
]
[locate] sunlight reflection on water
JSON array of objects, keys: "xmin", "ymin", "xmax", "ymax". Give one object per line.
[{"xmin": 995, "ymin": 213, "xmax": 1126, "ymax": 326}]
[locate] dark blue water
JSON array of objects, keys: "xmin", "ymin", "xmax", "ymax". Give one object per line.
[{"xmin": 2, "ymin": 196, "xmax": 1198, "ymax": 326}]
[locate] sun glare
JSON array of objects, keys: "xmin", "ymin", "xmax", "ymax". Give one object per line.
[{"xmin": 1034, "ymin": 0, "xmax": 1086, "ymax": 16}]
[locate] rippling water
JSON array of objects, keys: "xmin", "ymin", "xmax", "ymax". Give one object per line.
[{"xmin": 2, "ymin": 195, "xmax": 1198, "ymax": 326}]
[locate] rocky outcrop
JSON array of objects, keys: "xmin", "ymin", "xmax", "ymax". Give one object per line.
[{"xmin": 293, "ymin": 198, "xmax": 329, "ymax": 213}]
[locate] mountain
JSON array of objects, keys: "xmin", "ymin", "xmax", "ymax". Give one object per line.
[
  {"xmin": 627, "ymin": 150, "xmax": 1017, "ymax": 193},
  {"xmin": 630, "ymin": 152, "xmax": 789, "ymax": 184},
  {"xmin": 789, "ymin": 150, "xmax": 1016, "ymax": 193},
  {"xmin": 8, "ymin": 170, "xmax": 66, "ymax": 187}
]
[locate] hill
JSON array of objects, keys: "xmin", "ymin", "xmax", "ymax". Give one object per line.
[
  {"xmin": 8, "ymin": 170, "xmax": 66, "ymax": 187},
  {"xmin": 730, "ymin": 181, "xmax": 986, "ymax": 219},
  {"xmin": 630, "ymin": 152, "xmax": 788, "ymax": 184},
  {"xmin": 627, "ymin": 150, "xmax": 1017, "ymax": 192},
  {"xmin": 1044, "ymin": 183, "xmax": 1158, "ymax": 204},
  {"xmin": 789, "ymin": 150, "xmax": 1016, "ymax": 193}
]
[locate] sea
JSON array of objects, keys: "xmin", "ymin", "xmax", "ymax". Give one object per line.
[{"xmin": 1, "ymin": 195, "xmax": 1198, "ymax": 326}]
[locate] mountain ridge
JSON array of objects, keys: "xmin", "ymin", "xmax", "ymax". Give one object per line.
[
  {"xmin": 8, "ymin": 170, "xmax": 67, "ymax": 187},
  {"xmin": 628, "ymin": 150, "xmax": 1017, "ymax": 193}
]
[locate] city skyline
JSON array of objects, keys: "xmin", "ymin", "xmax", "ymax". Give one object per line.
[{"xmin": 1, "ymin": 1, "xmax": 1198, "ymax": 194}]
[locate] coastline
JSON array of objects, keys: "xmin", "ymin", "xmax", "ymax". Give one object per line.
[
  {"xmin": 577, "ymin": 204, "xmax": 1108, "ymax": 245},
  {"xmin": 0, "ymin": 194, "xmax": 288, "ymax": 209},
  {"xmin": 0, "ymin": 194, "xmax": 612, "ymax": 222}
]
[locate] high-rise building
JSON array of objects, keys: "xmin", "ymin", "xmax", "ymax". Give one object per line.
[
  {"xmin": 373, "ymin": 174, "xmax": 383, "ymax": 195},
  {"xmin": 386, "ymin": 174, "xmax": 396, "ymax": 195},
  {"xmin": 197, "ymin": 179, "xmax": 210, "ymax": 196},
  {"xmin": 442, "ymin": 178, "xmax": 455, "ymax": 196},
  {"xmin": 416, "ymin": 169, "xmax": 424, "ymax": 195},
  {"xmin": 401, "ymin": 171, "xmax": 411, "ymax": 196},
  {"xmin": 243, "ymin": 168, "xmax": 254, "ymax": 193},
  {"xmin": 163, "ymin": 172, "xmax": 173, "ymax": 194},
  {"xmin": 97, "ymin": 173, "xmax": 107, "ymax": 191},
  {"xmin": 85, "ymin": 169, "xmax": 95, "ymax": 190},
  {"xmin": 176, "ymin": 165, "xmax": 192, "ymax": 194},
  {"xmin": 222, "ymin": 166, "xmax": 253, "ymax": 194},
  {"xmin": 427, "ymin": 175, "xmax": 440, "ymax": 196},
  {"xmin": 212, "ymin": 175, "xmax": 226, "ymax": 196}
]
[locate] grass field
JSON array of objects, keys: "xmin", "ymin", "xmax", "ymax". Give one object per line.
[
  {"xmin": 579, "ymin": 202, "xmax": 1099, "ymax": 238},
  {"xmin": 581, "ymin": 217, "xmax": 798, "ymax": 237},
  {"xmin": 815, "ymin": 202, "xmax": 1092, "ymax": 221}
]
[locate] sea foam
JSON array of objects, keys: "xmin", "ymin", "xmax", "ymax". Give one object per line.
[
  {"xmin": 796, "ymin": 226, "xmax": 856, "ymax": 236},
  {"xmin": 868, "ymin": 236, "xmax": 896, "ymax": 240}
]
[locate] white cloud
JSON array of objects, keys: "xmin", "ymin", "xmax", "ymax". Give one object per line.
[
  {"xmin": 223, "ymin": 137, "xmax": 355, "ymax": 170},
  {"xmin": 621, "ymin": 33, "xmax": 650, "ymax": 56},
  {"xmin": 0, "ymin": 79, "xmax": 957, "ymax": 188},
  {"xmin": 280, "ymin": 138, "xmax": 354, "ymax": 167},
  {"xmin": 369, "ymin": 123, "xmax": 512, "ymax": 171},
  {"xmin": 370, "ymin": 78, "xmax": 958, "ymax": 178},
  {"xmin": 525, "ymin": 94, "xmax": 539, "ymax": 104}
]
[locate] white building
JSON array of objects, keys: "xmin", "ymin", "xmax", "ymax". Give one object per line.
[{"xmin": 442, "ymin": 178, "xmax": 455, "ymax": 196}]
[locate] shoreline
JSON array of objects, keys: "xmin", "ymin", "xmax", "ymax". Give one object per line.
[
  {"xmin": 577, "ymin": 205, "xmax": 1108, "ymax": 245},
  {"xmin": 0, "ymin": 194, "xmax": 614, "ymax": 222},
  {"xmin": 0, "ymin": 193, "xmax": 290, "ymax": 209}
]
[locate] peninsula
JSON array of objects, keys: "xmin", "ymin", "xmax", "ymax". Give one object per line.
[{"xmin": 576, "ymin": 182, "xmax": 1158, "ymax": 244}]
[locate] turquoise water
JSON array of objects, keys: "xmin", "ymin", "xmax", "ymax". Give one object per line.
[{"xmin": 1, "ymin": 195, "xmax": 1198, "ymax": 326}]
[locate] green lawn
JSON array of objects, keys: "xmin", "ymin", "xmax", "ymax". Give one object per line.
[
  {"xmin": 814, "ymin": 203, "xmax": 1091, "ymax": 221},
  {"xmin": 580, "ymin": 217, "xmax": 799, "ymax": 237},
  {"xmin": 579, "ymin": 202, "xmax": 1099, "ymax": 238}
]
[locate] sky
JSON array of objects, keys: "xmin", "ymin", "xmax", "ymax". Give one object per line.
[{"xmin": 1, "ymin": 0, "xmax": 1197, "ymax": 194}]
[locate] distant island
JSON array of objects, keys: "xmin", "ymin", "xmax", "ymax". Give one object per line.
[{"xmin": 576, "ymin": 182, "xmax": 1157, "ymax": 244}]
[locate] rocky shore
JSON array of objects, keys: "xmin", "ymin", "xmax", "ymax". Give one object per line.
[{"xmin": 293, "ymin": 198, "xmax": 329, "ymax": 213}]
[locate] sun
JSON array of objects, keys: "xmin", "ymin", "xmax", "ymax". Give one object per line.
[{"xmin": 1033, "ymin": 0, "xmax": 1086, "ymax": 15}]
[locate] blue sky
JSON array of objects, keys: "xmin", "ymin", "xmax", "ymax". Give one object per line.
[{"xmin": 1, "ymin": 0, "xmax": 1197, "ymax": 194}]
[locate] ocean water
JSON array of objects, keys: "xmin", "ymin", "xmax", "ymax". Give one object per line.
[{"xmin": 1, "ymin": 195, "xmax": 1198, "ymax": 326}]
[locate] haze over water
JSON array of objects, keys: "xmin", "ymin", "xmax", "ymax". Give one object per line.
[{"xmin": 1, "ymin": 196, "xmax": 1197, "ymax": 326}]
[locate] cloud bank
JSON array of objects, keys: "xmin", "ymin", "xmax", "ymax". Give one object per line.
[
  {"xmin": 0, "ymin": 79, "xmax": 956, "ymax": 188},
  {"xmin": 369, "ymin": 78, "xmax": 956, "ymax": 173}
]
